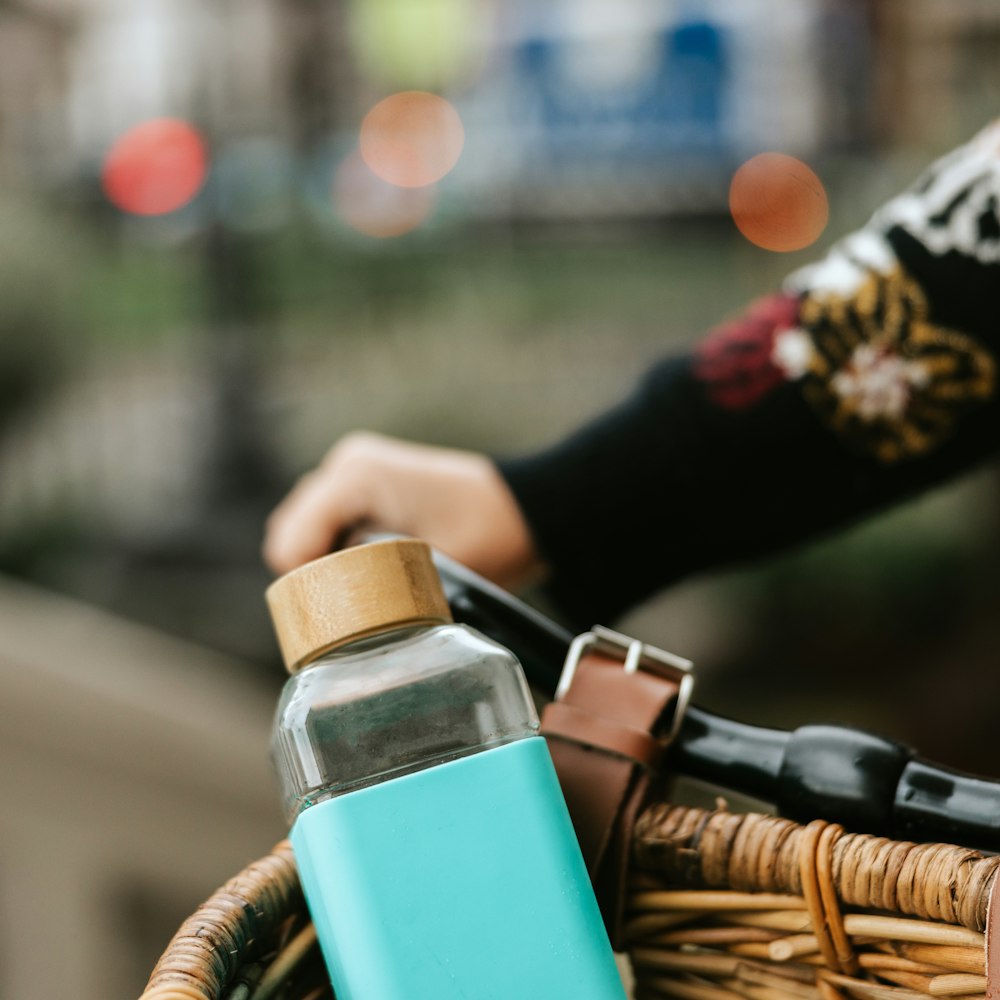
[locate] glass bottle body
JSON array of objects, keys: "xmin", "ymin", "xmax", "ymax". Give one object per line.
[
  {"xmin": 272, "ymin": 622, "xmax": 625, "ymax": 1000},
  {"xmin": 273, "ymin": 623, "xmax": 539, "ymax": 819}
]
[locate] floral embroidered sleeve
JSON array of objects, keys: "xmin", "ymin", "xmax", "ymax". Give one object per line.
[{"xmin": 498, "ymin": 121, "xmax": 1000, "ymax": 627}]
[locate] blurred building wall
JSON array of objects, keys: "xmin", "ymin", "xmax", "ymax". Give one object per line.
[{"xmin": 0, "ymin": 576, "xmax": 282, "ymax": 1000}]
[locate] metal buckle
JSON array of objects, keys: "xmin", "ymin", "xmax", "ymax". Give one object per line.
[{"xmin": 555, "ymin": 624, "xmax": 694, "ymax": 744}]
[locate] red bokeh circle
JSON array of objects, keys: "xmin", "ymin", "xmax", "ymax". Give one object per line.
[{"xmin": 102, "ymin": 118, "xmax": 208, "ymax": 216}]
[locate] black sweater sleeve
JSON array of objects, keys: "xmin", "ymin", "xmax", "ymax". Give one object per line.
[{"xmin": 498, "ymin": 122, "xmax": 1000, "ymax": 627}]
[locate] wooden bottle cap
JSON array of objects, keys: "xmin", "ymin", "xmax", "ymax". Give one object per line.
[{"xmin": 265, "ymin": 538, "xmax": 453, "ymax": 673}]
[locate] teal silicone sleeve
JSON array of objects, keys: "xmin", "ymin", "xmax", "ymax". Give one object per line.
[{"xmin": 290, "ymin": 736, "xmax": 626, "ymax": 1000}]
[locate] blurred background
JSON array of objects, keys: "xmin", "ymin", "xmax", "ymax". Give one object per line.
[{"xmin": 2, "ymin": 0, "xmax": 1000, "ymax": 996}]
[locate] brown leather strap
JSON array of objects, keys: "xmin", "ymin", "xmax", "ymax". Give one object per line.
[
  {"xmin": 541, "ymin": 648, "xmax": 682, "ymax": 948},
  {"xmin": 542, "ymin": 701, "xmax": 666, "ymax": 770}
]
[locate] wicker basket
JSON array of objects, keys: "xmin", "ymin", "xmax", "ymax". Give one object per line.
[{"xmin": 139, "ymin": 797, "xmax": 999, "ymax": 1000}]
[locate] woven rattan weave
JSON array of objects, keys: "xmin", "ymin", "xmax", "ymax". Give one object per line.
[{"xmin": 140, "ymin": 800, "xmax": 999, "ymax": 1000}]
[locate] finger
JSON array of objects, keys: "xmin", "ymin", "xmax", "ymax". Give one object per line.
[
  {"xmin": 263, "ymin": 484, "xmax": 346, "ymax": 574},
  {"xmin": 263, "ymin": 469, "xmax": 369, "ymax": 574}
]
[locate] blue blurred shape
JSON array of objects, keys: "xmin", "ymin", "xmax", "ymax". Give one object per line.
[
  {"xmin": 516, "ymin": 16, "xmax": 728, "ymax": 162},
  {"xmin": 665, "ymin": 19, "xmax": 726, "ymax": 142}
]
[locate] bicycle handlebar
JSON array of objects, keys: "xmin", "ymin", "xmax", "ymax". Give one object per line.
[{"xmin": 431, "ymin": 547, "xmax": 1000, "ymax": 852}]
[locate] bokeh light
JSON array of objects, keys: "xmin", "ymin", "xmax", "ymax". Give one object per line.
[
  {"xmin": 214, "ymin": 138, "xmax": 294, "ymax": 233},
  {"xmin": 729, "ymin": 152, "xmax": 829, "ymax": 253},
  {"xmin": 348, "ymin": 0, "xmax": 484, "ymax": 91},
  {"xmin": 359, "ymin": 92, "xmax": 464, "ymax": 189},
  {"xmin": 334, "ymin": 150, "xmax": 435, "ymax": 238},
  {"xmin": 102, "ymin": 118, "xmax": 208, "ymax": 216}
]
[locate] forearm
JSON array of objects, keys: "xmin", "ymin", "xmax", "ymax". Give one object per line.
[{"xmin": 499, "ymin": 123, "xmax": 1000, "ymax": 626}]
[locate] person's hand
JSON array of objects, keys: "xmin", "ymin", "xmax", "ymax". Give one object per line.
[{"xmin": 263, "ymin": 431, "xmax": 545, "ymax": 588}]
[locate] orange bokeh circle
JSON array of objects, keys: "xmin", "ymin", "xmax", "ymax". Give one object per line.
[
  {"xmin": 359, "ymin": 91, "xmax": 464, "ymax": 189},
  {"xmin": 729, "ymin": 153, "xmax": 829, "ymax": 253},
  {"xmin": 334, "ymin": 151, "xmax": 434, "ymax": 238},
  {"xmin": 102, "ymin": 118, "xmax": 208, "ymax": 216}
]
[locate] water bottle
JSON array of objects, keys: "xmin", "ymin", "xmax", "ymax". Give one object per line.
[{"xmin": 267, "ymin": 538, "xmax": 626, "ymax": 1000}]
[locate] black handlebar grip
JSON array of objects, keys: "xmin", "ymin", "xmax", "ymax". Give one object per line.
[
  {"xmin": 671, "ymin": 707, "xmax": 787, "ymax": 803},
  {"xmin": 776, "ymin": 725, "xmax": 914, "ymax": 836},
  {"xmin": 894, "ymin": 759, "xmax": 1000, "ymax": 852}
]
